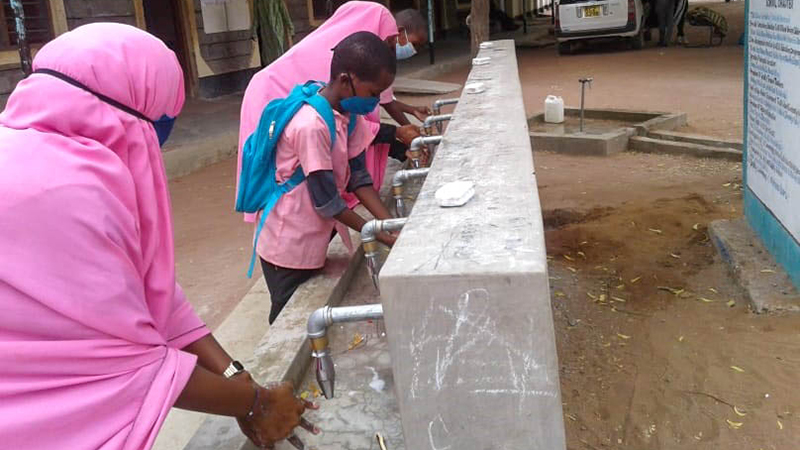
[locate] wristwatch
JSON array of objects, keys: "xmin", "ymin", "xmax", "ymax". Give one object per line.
[{"xmin": 223, "ymin": 360, "xmax": 245, "ymax": 378}]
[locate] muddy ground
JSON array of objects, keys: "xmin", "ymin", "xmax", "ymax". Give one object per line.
[{"xmin": 536, "ymin": 151, "xmax": 798, "ymax": 450}]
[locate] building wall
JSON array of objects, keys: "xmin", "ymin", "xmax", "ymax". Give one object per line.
[{"xmin": 63, "ymin": 0, "xmax": 137, "ymax": 28}]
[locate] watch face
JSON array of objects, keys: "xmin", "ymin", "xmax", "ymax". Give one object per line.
[{"xmin": 232, "ymin": 361, "xmax": 244, "ymax": 371}]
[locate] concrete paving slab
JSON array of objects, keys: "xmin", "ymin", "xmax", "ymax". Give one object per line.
[
  {"xmin": 629, "ymin": 136, "xmax": 743, "ymax": 161},
  {"xmin": 709, "ymin": 218, "xmax": 800, "ymax": 313},
  {"xmin": 392, "ymin": 77, "xmax": 461, "ymax": 95},
  {"xmin": 648, "ymin": 130, "xmax": 744, "ymax": 150}
]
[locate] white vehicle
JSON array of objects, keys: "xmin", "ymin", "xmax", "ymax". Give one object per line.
[{"xmin": 555, "ymin": 0, "xmax": 647, "ymax": 54}]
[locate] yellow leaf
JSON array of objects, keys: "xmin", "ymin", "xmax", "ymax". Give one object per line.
[
  {"xmin": 648, "ymin": 228, "xmax": 663, "ymax": 234},
  {"xmin": 587, "ymin": 292, "xmax": 597, "ymax": 300},
  {"xmin": 348, "ymin": 333, "xmax": 365, "ymax": 350},
  {"xmin": 733, "ymin": 406, "xmax": 747, "ymax": 417},
  {"xmin": 726, "ymin": 419, "xmax": 742, "ymax": 429},
  {"xmin": 300, "ymin": 391, "xmax": 311, "ymax": 400},
  {"xmin": 617, "ymin": 333, "xmax": 631, "ymax": 340},
  {"xmin": 631, "ymin": 276, "xmax": 642, "ymax": 284},
  {"xmin": 693, "ymin": 223, "xmax": 701, "ymax": 231},
  {"xmin": 678, "ymin": 336, "xmax": 685, "ymax": 342},
  {"xmin": 310, "ymin": 384, "xmax": 322, "ymax": 398},
  {"xmin": 602, "ymin": 342, "xmax": 611, "ymax": 347},
  {"xmin": 761, "ymin": 269, "xmax": 776, "ymax": 274},
  {"xmin": 566, "ymin": 414, "xmax": 577, "ymax": 421},
  {"xmin": 778, "ymin": 419, "xmax": 783, "ymax": 430},
  {"xmin": 563, "ymin": 254, "xmax": 575, "ymax": 261},
  {"xmin": 578, "ymin": 251, "xmax": 586, "ymax": 258},
  {"xmin": 730, "ymin": 366, "xmax": 745, "ymax": 373},
  {"xmin": 670, "ymin": 253, "xmax": 681, "ymax": 259},
  {"xmin": 698, "ymin": 297, "xmax": 715, "ymax": 303},
  {"xmin": 599, "ymin": 294, "xmax": 607, "ymax": 302},
  {"xmin": 568, "ymin": 267, "xmax": 578, "ymax": 273},
  {"xmin": 723, "ymin": 183, "xmax": 732, "ymax": 187},
  {"xmin": 555, "ymin": 291, "xmax": 566, "ymax": 298},
  {"xmin": 727, "ymin": 300, "xmax": 736, "ymax": 307},
  {"xmin": 616, "ymin": 284, "xmax": 626, "ymax": 290},
  {"xmin": 709, "ymin": 288, "xmax": 718, "ymax": 294},
  {"xmin": 611, "ymin": 296, "xmax": 627, "ymax": 303}
]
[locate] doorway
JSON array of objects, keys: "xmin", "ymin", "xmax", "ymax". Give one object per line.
[{"xmin": 142, "ymin": 0, "xmax": 196, "ymax": 95}]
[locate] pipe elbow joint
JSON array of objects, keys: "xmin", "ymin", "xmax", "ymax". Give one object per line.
[{"xmin": 307, "ymin": 306, "xmax": 330, "ymax": 339}]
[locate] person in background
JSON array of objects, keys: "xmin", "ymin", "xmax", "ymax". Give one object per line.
[
  {"xmin": 252, "ymin": 32, "xmax": 399, "ymax": 324},
  {"xmin": 0, "ymin": 23, "xmax": 315, "ymax": 450},
  {"xmin": 239, "ymin": 1, "xmax": 431, "ymax": 223}
]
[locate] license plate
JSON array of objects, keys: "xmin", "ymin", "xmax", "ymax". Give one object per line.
[{"xmin": 583, "ymin": 5, "xmax": 601, "ymax": 17}]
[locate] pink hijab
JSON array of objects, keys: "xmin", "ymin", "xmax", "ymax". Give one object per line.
[
  {"xmin": 0, "ymin": 23, "xmax": 208, "ymax": 450},
  {"xmin": 238, "ymin": 1, "xmax": 399, "ymax": 221}
]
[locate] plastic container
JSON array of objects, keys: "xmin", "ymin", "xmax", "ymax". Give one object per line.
[{"xmin": 544, "ymin": 95, "xmax": 565, "ymax": 124}]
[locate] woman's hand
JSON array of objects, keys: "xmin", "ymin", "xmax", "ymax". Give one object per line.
[
  {"xmin": 240, "ymin": 381, "xmax": 320, "ymax": 449},
  {"xmin": 396, "ymin": 124, "xmax": 421, "ymax": 147}
]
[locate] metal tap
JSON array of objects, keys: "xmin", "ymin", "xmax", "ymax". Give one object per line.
[
  {"xmin": 579, "ymin": 77, "xmax": 593, "ymax": 132},
  {"xmin": 432, "ymin": 98, "xmax": 459, "ymax": 115},
  {"xmin": 392, "ymin": 168, "xmax": 430, "ymax": 218},
  {"xmin": 423, "ymin": 113, "xmax": 453, "ymax": 135},
  {"xmin": 307, "ymin": 304, "xmax": 384, "ymax": 399},
  {"xmin": 361, "ymin": 218, "xmax": 408, "ymax": 289},
  {"xmin": 409, "ymin": 135, "xmax": 442, "ymax": 168}
]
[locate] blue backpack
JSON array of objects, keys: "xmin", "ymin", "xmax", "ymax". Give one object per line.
[{"xmin": 236, "ymin": 81, "xmax": 356, "ymax": 277}]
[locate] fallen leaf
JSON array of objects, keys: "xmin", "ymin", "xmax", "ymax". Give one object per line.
[
  {"xmin": 723, "ymin": 183, "xmax": 732, "ymax": 187},
  {"xmin": 726, "ymin": 419, "xmax": 743, "ymax": 429},
  {"xmin": 658, "ymin": 286, "xmax": 684, "ymax": 296},
  {"xmin": 587, "ymin": 292, "xmax": 597, "ymax": 300},
  {"xmin": 310, "ymin": 384, "xmax": 322, "ymax": 398},
  {"xmin": 648, "ymin": 228, "xmax": 663, "ymax": 234},
  {"xmin": 731, "ymin": 366, "xmax": 745, "ymax": 373},
  {"xmin": 599, "ymin": 294, "xmax": 607, "ymax": 302},
  {"xmin": 578, "ymin": 251, "xmax": 586, "ymax": 258},
  {"xmin": 778, "ymin": 419, "xmax": 783, "ymax": 430},
  {"xmin": 617, "ymin": 333, "xmax": 631, "ymax": 340},
  {"xmin": 631, "ymin": 276, "xmax": 642, "ymax": 284},
  {"xmin": 566, "ymin": 414, "xmax": 577, "ymax": 421},
  {"xmin": 709, "ymin": 288, "xmax": 719, "ymax": 294},
  {"xmin": 698, "ymin": 297, "xmax": 715, "ymax": 303},
  {"xmin": 300, "ymin": 391, "xmax": 311, "ymax": 400},
  {"xmin": 727, "ymin": 300, "xmax": 736, "ymax": 307},
  {"xmin": 555, "ymin": 291, "xmax": 566, "ymax": 298},
  {"xmin": 348, "ymin": 333, "xmax": 365, "ymax": 350},
  {"xmin": 580, "ymin": 241, "xmax": 589, "ymax": 245},
  {"xmin": 631, "ymin": 221, "xmax": 636, "ymax": 227},
  {"xmin": 611, "ymin": 296, "xmax": 627, "ymax": 303},
  {"xmin": 733, "ymin": 406, "xmax": 747, "ymax": 417},
  {"xmin": 670, "ymin": 253, "xmax": 681, "ymax": 259},
  {"xmin": 761, "ymin": 269, "xmax": 776, "ymax": 274},
  {"xmin": 678, "ymin": 336, "xmax": 685, "ymax": 342},
  {"xmin": 564, "ymin": 254, "xmax": 575, "ymax": 261},
  {"xmin": 693, "ymin": 223, "xmax": 701, "ymax": 231},
  {"xmin": 616, "ymin": 284, "xmax": 626, "ymax": 290},
  {"xmin": 602, "ymin": 342, "xmax": 612, "ymax": 347},
  {"xmin": 568, "ymin": 267, "xmax": 578, "ymax": 273}
]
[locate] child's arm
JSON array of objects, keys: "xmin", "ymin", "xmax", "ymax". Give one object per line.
[{"xmin": 383, "ymin": 99, "xmax": 432, "ymax": 124}]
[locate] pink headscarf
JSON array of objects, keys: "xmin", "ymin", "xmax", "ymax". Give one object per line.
[
  {"xmin": 238, "ymin": 1, "xmax": 399, "ymax": 221},
  {"xmin": 0, "ymin": 23, "xmax": 208, "ymax": 450}
]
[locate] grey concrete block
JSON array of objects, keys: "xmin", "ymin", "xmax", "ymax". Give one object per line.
[
  {"xmin": 648, "ymin": 130, "xmax": 743, "ymax": 151},
  {"xmin": 393, "ymin": 77, "xmax": 462, "ymax": 95},
  {"xmin": 380, "ymin": 40, "xmax": 566, "ymax": 450},
  {"xmin": 709, "ymin": 219, "xmax": 800, "ymax": 312},
  {"xmin": 629, "ymin": 136, "xmax": 742, "ymax": 161}
]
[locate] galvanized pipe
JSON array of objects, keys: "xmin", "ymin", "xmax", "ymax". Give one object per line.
[
  {"xmin": 423, "ymin": 113, "xmax": 453, "ymax": 135},
  {"xmin": 432, "ymin": 98, "xmax": 459, "ymax": 115},
  {"xmin": 362, "ymin": 218, "xmax": 408, "ymax": 290},
  {"xmin": 392, "ymin": 168, "xmax": 430, "ymax": 218},
  {"xmin": 307, "ymin": 304, "xmax": 384, "ymax": 399},
  {"xmin": 578, "ymin": 77, "xmax": 593, "ymax": 133},
  {"xmin": 409, "ymin": 135, "xmax": 442, "ymax": 168}
]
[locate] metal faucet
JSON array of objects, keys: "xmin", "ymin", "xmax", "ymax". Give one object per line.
[
  {"xmin": 409, "ymin": 135, "xmax": 442, "ymax": 168},
  {"xmin": 432, "ymin": 98, "xmax": 459, "ymax": 115},
  {"xmin": 392, "ymin": 168, "xmax": 430, "ymax": 218},
  {"xmin": 307, "ymin": 304, "xmax": 384, "ymax": 399},
  {"xmin": 423, "ymin": 113, "xmax": 453, "ymax": 135},
  {"xmin": 579, "ymin": 77, "xmax": 593, "ymax": 132},
  {"xmin": 361, "ymin": 218, "xmax": 408, "ymax": 289}
]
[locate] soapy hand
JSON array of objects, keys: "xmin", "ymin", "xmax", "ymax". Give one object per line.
[
  {"xmin": 411, "ymin": 105, "xmax": 432, "ymax": 122},
  {"xmin": 239, "ymin": 381, "xmax": 320, "ymax": 449}
]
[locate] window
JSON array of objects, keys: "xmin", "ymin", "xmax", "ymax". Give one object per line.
[
  {"xmin": 1, "ymin": 0, "xmax": 53, "ymax": 50},
  {"xmin": 200, "ymin": 0, "xmax": 251, "ymax": 34}
]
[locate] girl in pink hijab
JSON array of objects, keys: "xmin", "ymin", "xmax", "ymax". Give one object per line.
[
  {"xmin": 0, "ymin": 23, "xmax": 316, "ymax": 450},
  {"xmin": 239, "ymin": 1, "xmax": 431, "ymax": 216}
]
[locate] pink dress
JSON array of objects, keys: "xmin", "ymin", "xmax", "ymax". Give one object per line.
[
  {"xmin": 238, "ymin": 1, "xmax": 399, "ymax": 224},
  {"xmin": 0, "ymin": 24, "xmax": 208, "ymax": 450}
]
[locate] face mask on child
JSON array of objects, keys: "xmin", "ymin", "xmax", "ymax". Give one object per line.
[
  {"xmin": 396, "ymin": 30, "xmax": 417, "ymax": 60},
  {"xmin": 340, "ymin": 74, "xmax": 380, "ymax": 115}
]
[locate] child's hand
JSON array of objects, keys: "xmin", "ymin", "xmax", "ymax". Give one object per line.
[
  {"xmin": 396, "ymin": 124, "xmax": 421, "ymax": 147},
  {"xmin": 378, "ymin": 232, "xmax": 397, "ymax": 247},
  {"xmin": 411, "ymin": 106, "xmax": 432, "ymax": 122}
]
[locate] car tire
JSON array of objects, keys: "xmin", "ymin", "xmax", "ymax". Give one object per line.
[
  {"xmin": 558, "ymin": 41, "xmax": 572, "ymax": 55},
  {"xmin": 631, "ymin": 27, "xmax": 645, "ymax": 50}
]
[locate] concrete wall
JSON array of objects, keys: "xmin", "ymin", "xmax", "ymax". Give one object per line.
[{"xmin": 380, "ymin": 40, "xmax": 566, "ymax": 450}]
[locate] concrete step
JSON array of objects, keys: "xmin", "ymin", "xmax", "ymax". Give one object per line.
[
  {"xmin": 393, "ymin": 77, "xmax": 461, "ymax": 95},
  {"xmin": 629, "ymin": 136, "xmax": 742, "ymax": 162},
  {"xmin": 648, "ymin": 130, "xmax": 743, "ymax": 151}
]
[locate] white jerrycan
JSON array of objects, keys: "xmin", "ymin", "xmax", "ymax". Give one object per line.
[{"xmin": 544, "ymin": 95, "xmax": 565, "ymax": 124}]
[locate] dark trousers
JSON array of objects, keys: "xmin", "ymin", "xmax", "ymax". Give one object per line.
[{"xmin": 260, "ymin": 258, "xmax": 317, "ymax": 324}]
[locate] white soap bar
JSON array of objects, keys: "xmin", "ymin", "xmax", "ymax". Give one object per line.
[
  {"xmin": 479, "ymin": 41, "xmax": 494, "ymax": 49},
  {"xmin": 436, "ymin": 181, "xmax": 475, "ymax": 207},
  {"xmin": 472, "ymin": 57, "xmax": 491, "ymax": 66},
  {"xmin": 464, "ymin": 82, "xmax": 486, "ymax": 94}
]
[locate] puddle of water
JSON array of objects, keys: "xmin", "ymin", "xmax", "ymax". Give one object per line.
[{"xmin": 529, "ymin": 116, "xmax": 636, "ymax": 135}]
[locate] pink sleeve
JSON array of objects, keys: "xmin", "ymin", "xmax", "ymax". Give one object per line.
[
  {"xmin": 380, "ymin": 86, "xmax": 394, "ymax": 105},
  {"xmin": 292, "ymin": 110, "xmax": 334, "ymax": 174},
  {"xmin": 165, "ymin": 283, "xmax": 211, "ymax": 349}
]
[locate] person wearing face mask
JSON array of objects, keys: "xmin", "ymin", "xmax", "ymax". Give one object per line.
[
  {"xmin": 0, "ymin": 23, "xmax": 317, "ymax": 450},
  {"xmin": 239, "ymin": 2, "xmax": 432, "ymax": 234},
  {"xmin": 246, "ymin": 31, "xmax": 400, "ymax": 324}
]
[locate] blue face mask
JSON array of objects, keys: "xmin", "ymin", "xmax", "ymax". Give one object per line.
[
  {"xmin": 153, "ymin": 115, "xmax": 176, "ymax": 146},
  {"xmin": 340, "ymin": 74, "xmax": 380, "ymax": 115},
  {"xmin": 396, "ymin": 30, "xmax": 417, "ymax": 60}
]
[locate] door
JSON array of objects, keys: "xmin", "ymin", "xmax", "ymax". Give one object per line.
[{"xmin": 142, "ymin": 0, "xmax": 195, "ymax": 95}]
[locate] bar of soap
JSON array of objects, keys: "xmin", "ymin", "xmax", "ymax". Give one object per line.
[
  {"xmin": 472, "ymin": 57, "xmax": 491, "ymax": 66},
  {"xmin": 464, "ymin": 82, "xmax": 486, "ymax": 94},
  {"xmin": 435, "ymin": 181, "xmax": 475, "ymax": 207}
]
